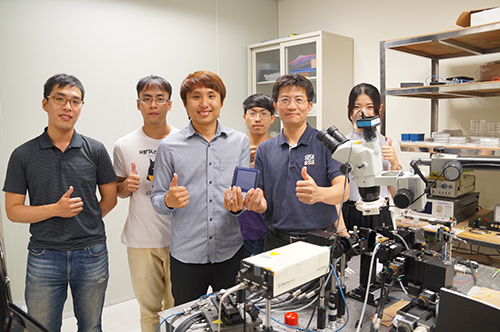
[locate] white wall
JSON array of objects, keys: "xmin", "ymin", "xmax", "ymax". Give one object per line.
[
  {"xmin": 0, "ymin": 0, "xmax": 277, "ymax": 310},
  {"xmin": 278, "ymin": 0, "xmax": 500, "ymax": 210}
]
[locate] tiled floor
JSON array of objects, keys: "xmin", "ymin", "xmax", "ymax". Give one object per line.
[{"xmin": 62, "ymin": 298, "xmax": 141, "ymax": 332}]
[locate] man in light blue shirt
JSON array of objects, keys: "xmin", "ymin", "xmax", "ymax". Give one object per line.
[{"xmin": 151, "ymin": 71, "xmax": 250, "ymax": 305}]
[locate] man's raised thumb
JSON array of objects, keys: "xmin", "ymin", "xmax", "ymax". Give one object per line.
[
  {"xmin": 64, "ymin": 186, "xmax": 74, "ymax": 197},
  {"xmin": 170, "ymin": 173, "xmax": 178, "ymax": 187},
  {"xmin": 301, "ymin": 166, "xmax": 310, "ymax": 180},
  {"xmin": 131, "ymin": 161, "xmax": 138, "ymax": 175}
]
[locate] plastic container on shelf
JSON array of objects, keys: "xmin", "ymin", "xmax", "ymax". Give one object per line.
[
  {"xmin": 259, "ymin": 63, "xmax": 280, "ymax": 82},
  {"xmin": 410, "ymin": 133, "xmax": 425, "ymax": 141},
  {"xmin": 470, "ymin": 119, "xmax": 480, "ymax": 136},
  {"xmin": 432, "ymin": 132, "xmax": 450, "ymax": 144},
  {"xmin": 480, "ymin": 137, "xmax": 499, "ymax": 147},
  {"xmin": 449, "ymin": 136, "xmax": 468, "ymax": 145}
]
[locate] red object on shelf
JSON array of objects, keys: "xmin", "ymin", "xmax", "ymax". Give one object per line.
[{"xmin": 284, "ymin": 312, "xmax": 298, "ymax": 326}]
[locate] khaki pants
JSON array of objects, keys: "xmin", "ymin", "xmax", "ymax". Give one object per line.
[{"xmin": 127, "ymin": 247, "xmax": 174, "ymax": 332}]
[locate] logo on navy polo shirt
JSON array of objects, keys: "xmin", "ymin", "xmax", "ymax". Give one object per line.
[{"xmin": 304, "ymin": 154, "xmax": 315, "ymax": 165}]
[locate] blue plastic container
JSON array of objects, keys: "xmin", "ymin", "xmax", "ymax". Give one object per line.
[
  {"xmin": 401, "ymin": 133, "xmax": 410, "ymax": 141},
  {"xmin": 410, "ymin": 133, "xmax": 425, "ymax": 141}
]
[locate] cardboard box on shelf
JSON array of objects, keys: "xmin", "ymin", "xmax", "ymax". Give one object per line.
[
  {"xmin": 479, "ymin": 60, "xmax": 500, "ymax": 81},
  {"xmin": 456, "ymin": 7, "xmax": 500, "ymax": 27}
]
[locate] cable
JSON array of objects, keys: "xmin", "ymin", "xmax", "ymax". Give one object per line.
[
  {"xmin": 398, "ymin": 279, "xmax": 409, "ymax": 296},
  {"xmin": 304, "ymin": 298, "xmax": 319, "ymax": 332},
  {"xmin": 173, "ymin": 312, "xmax": 204, "ymax": 332},
  {"xmin": 355, "ymin": 243, "xmax": 380, "ymax": 332},
  {"xmin": 156, "ymin": 312, "xmax": 184, "ymax": 332},
  {"xmin": 272, "ymin": 296, "xmax": 319, "ymax": 312},
  {"xmin": 166, "ymin": 313, "xmax": 184, "ymax": 332},
  {"xmin": 437, "ymin": 241, "xmax": 447, "ymax": 260},
  {"xmin": 371, "ymin": 274, "xmax": 399, "ymax": 332},
  {"xmin": 217, "ymin": 282, "xmax": 248, "ymax": 332},
  {"xmin": 409, "ymin": 170, "xmax": 445, "ymax": 207},
  {"xmin": 331, "ymin": 263, "xmax": 349, "ymax": 332},
  {"xmin": 304, "ymin": 272, "xmax": 332, "ymax": 331},
  {"xmin": 465, "ymin": 229, "xmax": 492, "ymax": 236},
  {"xmin": 387, "ymin": 296, "xmax": 411, "ymax": 302},
  {"xmin": 370, "ymin": 272, "xmax": 387, "ymax": 332},
  {"xmin": 454, "ymin": 257, "xmax": 478, "ymax": 285},
  {"xmin": 393, "ymin": 233, "xmax": 410, "ymax": 250},
  {"xmin": 435, "ymin": 231, "xmax": 448, "ymax": 261},
  {"xmin": 424, "ymin": 75, "xmax": 447, "ymax": 86},
  {"xmin": 334, "ymin": 123, "xmax": 356, "ymax": 236}
]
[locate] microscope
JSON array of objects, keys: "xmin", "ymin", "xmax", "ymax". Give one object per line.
[{"xmin": 317, "ymin": 115, "xmax": 427, "ymax": 216}]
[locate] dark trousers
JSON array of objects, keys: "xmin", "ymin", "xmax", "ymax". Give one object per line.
[
  {"xmin": 264, "ymin": 227, "xmax": 292, "ymax": 251},
  {"xmin": 342, "ymin": 200, "xmax": 393, "ymax": 230},
  {"xmin": 170, "ymin": 246, "xmax": 245, "ymax": 306}
]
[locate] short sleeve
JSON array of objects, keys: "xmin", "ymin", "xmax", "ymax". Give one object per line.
[
  {"xmin": 113, "ymin": 140, "xmax": 127, "ymax": 178},
  {"xmin": 96, "ymin": 144, "xmax": 117, "ymax": 185},
  {"xmin": 2, "ymin": 149, "xmax": 28, "ymax": 195}
]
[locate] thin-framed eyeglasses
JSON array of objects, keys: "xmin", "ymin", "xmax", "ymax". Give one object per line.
[
  {"xmin": 47, "ymin": 95, "xmax": 84, "ymax": 108},
  {"xmin": 278, "ymin": 97, "xmax": 308, "ymax": 106},
  {"xmin": 246, "ymin": 111, "xmax": 272, "ymax": 120},
  {"xmin": 138, "ymin": 97, "xmax": 170, "ymax": 104}
]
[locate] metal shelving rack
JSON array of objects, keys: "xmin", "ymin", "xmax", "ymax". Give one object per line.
[{"xmin": 380, "ymin": 22, "xmax": 500, "ymax": 138}]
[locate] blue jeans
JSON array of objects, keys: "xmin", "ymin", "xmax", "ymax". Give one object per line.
[
  {"xmin": 25, "ymin": 243, "xmax": 109, "ymax": 332},
  {"xmin": 243, "ymin": 239, "xmax": 265, "ymax": 257}
]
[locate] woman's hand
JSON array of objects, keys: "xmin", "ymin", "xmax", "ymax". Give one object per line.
[{"xmin": 382, "ymin": 137, "xmax": 401, "ymax": 170}]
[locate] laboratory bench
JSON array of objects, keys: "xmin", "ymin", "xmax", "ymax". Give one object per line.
[
  {"xmin": 158, "ymin": 253, "xmax": 500, "ymax": 332},
  {"xmin": 396, "ymin": 209, "xmax": 500, "ymax": 251}
]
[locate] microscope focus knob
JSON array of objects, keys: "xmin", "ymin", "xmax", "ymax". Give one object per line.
[
  {"xmin": 434, "ymin": 146, "xmax": 446, "ymax": 153},
  {"xmin": 340, "ymin": 163, "xmax": 352, "ymax": 175},
  {"xmin": 394, "ymin": 188, "xmax": 414, "ymax": 209},
  {"xmin": 442, "ymin": 160, "xmax": 462, "ymax": 181}
]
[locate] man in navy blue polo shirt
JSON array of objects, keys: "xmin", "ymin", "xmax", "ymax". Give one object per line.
[
  {"xmin": 238, "ymin": 74, "xmax": 349, "ymax": 250},
  {"xmin": 3, "ymin": 73, "xmax": 117, "ymax": 331}
]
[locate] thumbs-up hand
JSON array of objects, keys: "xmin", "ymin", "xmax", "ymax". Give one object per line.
[
  {"xmin": 250, "ymin": 145, "xmax": 257, "ymax": 164},
  {"xmin": 381, "ymin": 137, "xmax": 400, "ymax": 170},
  {"xmin": 296, "ymin": 166, "xmax": 319, "ymax": 204},
  {"xmin": 165, "ymin": 173, "xmax": 190, "ymax": 209},
  {"xmin": 126, "ymin": 161, "xmax": 141, "ymax": 192},
  {"xmin": 55, "ymin": 186, "xmax": 84, "ymax": 218}
]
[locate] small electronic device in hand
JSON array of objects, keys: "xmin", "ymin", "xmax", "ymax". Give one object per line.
[{"xmin": 231, "ymin": 167, "xmax": 260, "ymax": 192}]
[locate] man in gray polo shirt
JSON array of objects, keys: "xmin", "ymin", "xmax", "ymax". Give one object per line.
[{"xmin": 3, "ymin": 73, "xmax": 117, "ymax": 332}]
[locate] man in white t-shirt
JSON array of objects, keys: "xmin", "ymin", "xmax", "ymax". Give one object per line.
[{"xmin": 113, "ymin": 75, "xmax": 179, "ymax": 332}]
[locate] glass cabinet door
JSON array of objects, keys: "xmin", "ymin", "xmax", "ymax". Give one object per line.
[
  {"xmin": 285, "ymin": 41, "xmax": 317, "ymax": 79},
  {"xmin": 251, "ymin": 40, "xmax": 320, "ymax": 136},
  {"xmin": 249, "ymin": 31, "xmax": 353, "ymax": 136},
  {"xmin": 254, "ymin": 47, "xmax": 280, "ymax": 97},
  {"xmin": 252, "ymin": 47, "xmax": 281, "ymax": 136},
  {"xmin": 284, "ymin": 41, "xmax": 318, "ymax": 124}
]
